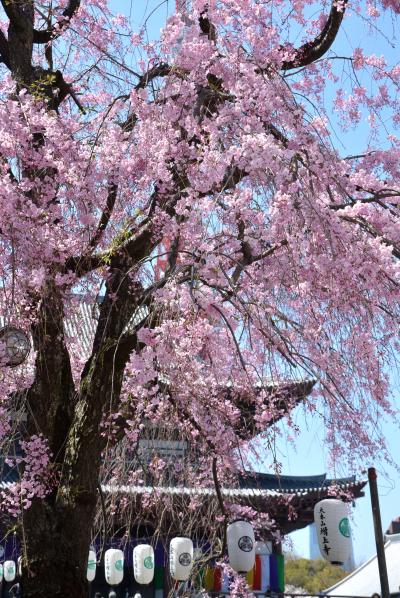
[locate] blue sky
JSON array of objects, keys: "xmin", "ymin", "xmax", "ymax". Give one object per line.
[{"xmin": 110, "ymin": 0, "xmax": 400, "ymax": 565}]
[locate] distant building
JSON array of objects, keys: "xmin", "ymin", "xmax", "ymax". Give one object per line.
[{"xmin": 386, "ymin": 517, "xmax": 400, "ymax": 535}]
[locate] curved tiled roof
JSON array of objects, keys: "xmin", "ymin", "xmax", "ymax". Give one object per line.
[
  {"xmin": 0, "ymin": 469, "xmax": 366, "ymax": 498},
  {"xmin": 239, "ymin": 472, "xmax": 360, "ymax": 493}
]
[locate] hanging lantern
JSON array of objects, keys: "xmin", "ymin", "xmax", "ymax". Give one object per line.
[
  {"xmin": 4, "ymin": 560, "xmax": 16, "ymax": 582},
  {"xmin": 0, "ymin": 562, "xmax": 3, "ymax": 582},
  {"xmin": 169, "ymin": 537, "xmax": 193, "ymax": 581},
  {"xmin": 227, "ymin": 520, "xmax": 255, "ymax": 573},
  {"xmin": 0, "ymin": 326, "xmax": 30, "ymax": 367},
  {"xmin": 104, "ymin": 549, "xmax": 124, "ymax": 586},
  {"xmin": 314, "ymin": 499, "xmax": 352, "ymax": 565},
  {"xmin": 87, "ymin": 548, "xmax": 97, "ymax": 582},
  {"xmin": 133, "ymin": 544, "xmax": 155, "ymax": 585},
  {"xmin": 17, "ymin": 556, "xmax": 22, "ymax": 577}
]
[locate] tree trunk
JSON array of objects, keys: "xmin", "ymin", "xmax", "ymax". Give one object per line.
[
  {"xmin": 21, "ymin": 496, "xmax": 95, "ymax": 597},
  {"xmin": 1, "ymin": 6, "xmax": 148, "ymax": 596},
  {"xmin": 20, "ymin": 272, "xmax": 140, "ymax": 596}
]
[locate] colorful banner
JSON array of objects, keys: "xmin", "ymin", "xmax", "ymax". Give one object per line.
[
  {"xmin": 201, "ymin": 553, "xmax": 284, "ymax": 593},
  {"xmin": 253, "ymin": 554, "xmax": 262, "ymax": 590},
  {"xmin": 277, "ymin": 553, "xmax": 285, "ymax": 592},
  {"xmin": 246, "ymin": 566, "xmax": 254, "ymax": 588},
  {"xmin": 260, "ymin": 554, "xmax": 270, "ymax": 591}
]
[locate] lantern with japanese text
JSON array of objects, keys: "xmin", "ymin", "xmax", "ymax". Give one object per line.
[
  {"xmin": 4, "ymin": 560, "xmax": 16, "ymax": 582},
  {"xmin": 314, "ymin": 499, "xmax": 352, "ymax": 564},
  {"xmin": 169, "ymin": 537, "xmax": 193, "ymax": 581},
  {"xmin": 104, "ymin": 549, "xmax": 124, "ymax": 586},
  {"xmin": 133, "ymin": 544, "xmax": 155, "ymax": 585},
  {"xmin": 87, "ymin": 548, "xmax": 97, "ymax": 582},
  {"xmin": 227, "ymin": 519, "xmax": 255, "ymax": 573}
]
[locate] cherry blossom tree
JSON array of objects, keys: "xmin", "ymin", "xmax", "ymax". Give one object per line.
[{"xmin": 0, "ymin": 0, "xmax": 399, "ymax": 595}]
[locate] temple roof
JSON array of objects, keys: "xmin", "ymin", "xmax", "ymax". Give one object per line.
[
  {"xmin": 98, "ymin": 474, "xmax": 366, "ymax": 536},
  {"xmin": 239, "ymin": 471, "xmax": 359, "ymax": 493},
  {"xmin": 0, "ymin": 461, "xmax": 366, "ymax": 536}
]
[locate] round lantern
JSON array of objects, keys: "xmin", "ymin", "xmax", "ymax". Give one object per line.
[
  {"xmin": 87, "ymin": 548, "xmax": 97, "ymax": 582},
  {"xmin": 0, "ymin": 326, "xmax": 30, "ymax": 367},
  {"xmin": 0, "ymin": 562, "xmax": 3, "ymax": 582},
  {"xmin": 314, "ymin": 499, "xmax": 352, "ymax": 565},
  {"xmin": 17, "ymin": 556, "xmax": 22, "ymax": 576},
  {"xmin": 227, "ymin": 520, "xmax": 255, "ymax": 573},
  {"xmin": 169, "ymin": 537, "xmax": 193, "ymax": 581},
  {"xmin": 4, "ymin": 560, "xmax": 16, "ymax": 582},
  {"xmin": 133, "ymin": 544, "xmax": 154, "ymax": 585},
  {"xmin": 104, "ymin": 549, "xmax": 124, "ymax": 586}
]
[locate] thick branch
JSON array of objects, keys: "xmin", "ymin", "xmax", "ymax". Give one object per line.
[
  {"xmin": 51, "ymin": 69, "xmax": 86, "ymax": 112},
  {"xmin": 26, "ymin": 285, "xmax": 76, "ymax": 462},
  {"xmin": 199, "ymin": 10, "xmax": 217, "ymax": 42},
  {"xmin": 340, "ymin": 214, "xmax": 400, "ymax": 260},
  {"xmin": 1, "ymin": 0, "xmax": 32, "ymax": 32},
  {"xmin": 4, "ymin": 0, "xmax": 34, "ymax": 84},
  {"xmin": 88, "ymin": 183, "xmax": 118, "ymax": 250},
  {"xmin": 281, "ymin": 0, "xmax": 348, "ymax": 70},
  {"xmin": 0, "ymin": 30, "xmax": 10, "ymax": 69},
  {"xmin": 33, "ymin": 0, "xmax": 81, "ymax": 44},
  {"xmin": 65, "ymin": 216, "xmax": 156, "ymax": 278},
  {"xmin": 329, "ymin": 190, "xmax": 400, "ymax": 211},
  {"xmin": 123, "ymin": 63, "xmax": 175, "ymax": 133}
]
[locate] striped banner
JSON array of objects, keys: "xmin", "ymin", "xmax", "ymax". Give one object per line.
[
  {"xmin": 201, "ymin": 554, "xmax": 284, "ymax": 593},
  {"xmin": 253, "ymin": 554, "xmax": 262, "ymax": 590}
]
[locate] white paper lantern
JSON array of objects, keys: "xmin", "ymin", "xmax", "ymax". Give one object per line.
[
  {"xmin": 4, "ymin": 560, "xmax": 16, "ymax": 582},
  {"xmin": 169, "ymin": 537, "xmax": 193, "ymax": 581},
  {"xmin": 17, "ymin": 556, "xmax": 22, "ymax": 576},
  {"xmin": 87, "ymin": 548, "xmax": 97, "ymax": 582},
  {"xmin": 0, "ymin": 563, "xmax": 3, "ymax": 582},
  {"xmin": 133, "ymin": 544, "xmax": 154, "ymax": 585},
  {"xmin": 104, "ymin": 549, "xmax": 124, "ymax": 586},
  {"xmin": 227, "ymin": 520, "xmax": 255, "ymax": 573},
  {"xmin": 255, "ymin": 541, "xmax": 272, "ymax": 555},
  {"xmin": 314, "ymin": 499, "xmax": 352, "ymax": 565}
]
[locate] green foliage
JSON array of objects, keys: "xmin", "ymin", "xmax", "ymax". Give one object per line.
[{"xmin": 285, "ymin": 557, "xmax": 348, "ymax": 593}]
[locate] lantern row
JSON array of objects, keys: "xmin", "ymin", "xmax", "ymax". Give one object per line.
[
  {"xmin": 0, "ymin": 501, "xmax": 351, "ymax": 587},
  {"xmin": 95, "ymin": 520, "xmax": 258, "ymax": 587}
]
